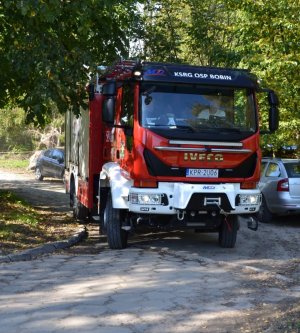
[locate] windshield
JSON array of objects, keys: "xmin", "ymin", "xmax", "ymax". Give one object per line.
[{"xmin": 140, "ymin": 83, "xmax": 257, "ymax": 140}]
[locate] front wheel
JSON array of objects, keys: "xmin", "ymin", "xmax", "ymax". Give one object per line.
[
  {"xmin": 104, "ymin": 192, "xmax": 128, "ymax": 249},
  {"xmin": 35, "ymin": 167, "xmax": 43, "ymax": 181},
  {"xmin": 219, "ymin": 215, "xmax": 238, "ymax": 248}
]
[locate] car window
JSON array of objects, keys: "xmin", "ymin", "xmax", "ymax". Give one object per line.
[
  {"xmin": 284, "ymin": 162, "xmax": 300, "ymax": 178},
  {"xmin": 59, "ymin": 151, "xmax": 64, "ymax": 162},
  {"xmin": 57, "ymin": 150, "xmax": 64, "ymax": 163},
  {"xmin": 265, "ymin": 162, "xmax": 281, "ymax": 177},
  {"xmin": 52, "ymin": 150, "xmax": 64, "ymax": 162},
  {"xmin": 261, "ymin": 161, "xmax": 268, "ymax": 176},
  {"xmin": 43, "ymin": 150, "xmax": 52, "ymax": 158}
]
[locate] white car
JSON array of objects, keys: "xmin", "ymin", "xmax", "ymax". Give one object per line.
[{"xmin": 257, "ymin": 158, "xmax": 300, "ymax": 222}]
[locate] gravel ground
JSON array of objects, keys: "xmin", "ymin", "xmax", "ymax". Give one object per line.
[{"xmin": 1, "ymin": 168, "xmax": 300, "ymax": 332}]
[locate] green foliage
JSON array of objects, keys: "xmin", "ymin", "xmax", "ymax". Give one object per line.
[
  {"xmin": 0, "ymin": 107, "xmax": 35, "ymax": 152},
  {"xmin": 0, "ymin": 190, "xmax": 39, "ymax": 227},
  {"xmin": 0, "ymin": 0, "xmax": 142, "ymax": 125},
  {"xmin": 142, "ymin": 0, "xmax": 243, "ymax": 66},
  {"xmin": 0, "ymin": 158, "xmax": 28, "ymax": 169},
  {"xmin": 224, "ymin": 0, "xmax": 300, "ymax": 153},
  {"xmin": 0, "ymin": 0, "xmax": 299, "ymax": 154},
  {"xmin": 0, "ymin": 106, "xmax": 65, "ymax": 152},
  {"xmin": 184, "ymin": 0, "xmax": 241, "ymax": 66},
  {"xmin": 139, "ymin": 0, "xmax": 300, "ymax": 155},
  {"xmin": 142, "ymin": 0, "xmax": 188, "ymax": 62}
]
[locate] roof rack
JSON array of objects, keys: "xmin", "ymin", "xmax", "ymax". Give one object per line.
[{"xmin": 98, "ymin": 59, "xmax": 141, "ymax": 81}]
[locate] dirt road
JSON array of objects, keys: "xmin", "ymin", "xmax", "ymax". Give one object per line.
[{"xmin": 1, "ymin": 169, "xmax": 300, "ymax": 332}]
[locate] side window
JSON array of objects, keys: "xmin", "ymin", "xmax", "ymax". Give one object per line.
[
  {"xmin": 265, "ymin": 162, "xmax": 281, "ymax": 177},
  {"xmin": 121, "ymin": 84, "xmax": 134, "ymax": 127},
  {"xmin": 260, "ymin": 161, "xmax": 268, "ymax": 176},
  {"xmin": 44, "ymin": 150, "xmax": 52, "ymax": 158},
  {"xmin": 59, "ymin": 151, "xmax": 64, "ymax": 163},
  {"xmin": 51, "ymin": 150, "xmax": 60, "ymax": 161},
  {"xmin": 52, "ymin": 150, "xmax": 64, "ymax": 162},
  {"xmin": 284, "ymin": 163, "xmax": 300, "ymax": 178},
  {"xmin": 121, "ymin": 83, "xmax": 134, "ymax": 153}
]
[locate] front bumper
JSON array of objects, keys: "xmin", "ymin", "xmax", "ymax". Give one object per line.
[{"xmin": 128, "ymin": 182, "xmax": 261, "ymax": 215}]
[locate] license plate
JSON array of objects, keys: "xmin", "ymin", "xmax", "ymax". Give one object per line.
[{"xmin": 186, "ymin": 168, "xmax": 219, "ymax": 178}]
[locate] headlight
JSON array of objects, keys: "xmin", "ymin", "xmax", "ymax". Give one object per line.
[
  {"xmin": 238, "ymin": 194, "xmax": 261, "ymax": 206},
  {"xmin": 130, "ymin": 193, "xmax": 162, "ymax": 205}
]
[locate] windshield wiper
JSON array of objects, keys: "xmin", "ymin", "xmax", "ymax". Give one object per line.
[
  {"xmin": 146, "ymin": 124, "xmax": 196, "ymax": 132},
  {"xmin": 174, "ymin": 125, "xmax": 196, "ymax": 132},
  {"xmin": 218, "ymin": 128, "xmax": 242, "ymax": 133}
]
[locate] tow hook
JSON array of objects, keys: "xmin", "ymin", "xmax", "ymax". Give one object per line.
[{"xmin": 247, "ymin": 216, "xmax": 258, "ymax": 231}]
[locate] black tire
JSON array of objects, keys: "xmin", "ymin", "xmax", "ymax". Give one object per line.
[
  {"xmin": 35, "ymin": 167, "xmax": 44, "ymax": 181},
  {"xmin": 257, "ymin": 195, "xmax": 273, "ymax": 223},
  {"xmin": 219, "ymin": 215, "xmax": 238, "ymax": 248},
  {"xmin": 104, "ymin": 192, "xmax": 128, "ymax": 249},
  {"xmin": 98, "ymin": 187, "xmax": 108, "ymax": 235}
]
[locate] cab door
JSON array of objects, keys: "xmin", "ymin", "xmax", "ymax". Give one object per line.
[{"xmin": 117, "ymin": 83, "xmax": 134, "ymax": 171}]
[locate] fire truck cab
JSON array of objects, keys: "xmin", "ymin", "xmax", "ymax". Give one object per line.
[{"xmin": 65, "ymin": 60, "xmax": 279, "ymax": 249}]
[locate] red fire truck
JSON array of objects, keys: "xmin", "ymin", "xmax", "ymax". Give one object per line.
[{"xmin": 65, "ymin": 60, "xmax": 279, "ymax": 249}]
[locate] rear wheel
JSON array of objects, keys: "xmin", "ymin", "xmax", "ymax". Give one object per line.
[
  {"xmin": 219, "ymin": 215, "xmax": 238, "ymax": 248},
  {"xmin": 257, "ymin": 195, "xmax": 273, "ymax": 223},
  {"xmin": 104, "ymin": 192, "xmax": 128, "ymax": 249},
  {"xmin": 35, "ymin": 167, "xmax": 43, "ymax": 181}
]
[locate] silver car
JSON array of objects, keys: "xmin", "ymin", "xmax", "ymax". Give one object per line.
[{"xmin": 257, "ymin": 158, "xmax": 300, "ymax": 222}]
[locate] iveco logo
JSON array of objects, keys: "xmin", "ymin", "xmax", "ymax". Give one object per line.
[
  {"xmin": 184, "ymin": 153, "xmax": 224, "ymax": 161},
  {"xmin": 203, "ymin": 186, "xmax": 215, "ymax": 190}
]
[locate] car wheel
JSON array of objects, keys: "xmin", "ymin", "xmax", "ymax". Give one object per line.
[
  {"xmin": 257, "ymin": 195, "xmax": 273, "ymax": 223},
  {"xmin": 35, "ymin": 167, "xmax": 44, "ymax": 181},
  {"xmin": 104, "ymin": 192, "xmax": 128, "ymax": 249},
  {"xmin": 218, "ymin": 215, "xmax": 238, "ymax": 248}
]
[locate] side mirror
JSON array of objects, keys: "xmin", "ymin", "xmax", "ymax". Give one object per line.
[
  {"xmin": 258, "ymin": 89, "xmax": 279, "ymax": 134},
  {"xmin": 268, "ymin": 91, "xmax": 279, "ymax": 106},
  {"xmin": 102, "ymin": 81, "xmax": 117, "ymax": 96},
  {"xmin": 102, "ymin": 97, "xmax": 115, "ymax": 124},
  {"xmin": 268, "ymin": 91, "xmax": 279, "ymax": 132},
  {"xmin": 269, "ymin": 105, "xmax": 279, "ymax": 133}
]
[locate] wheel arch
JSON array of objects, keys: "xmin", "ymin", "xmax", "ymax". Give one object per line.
[{"xmin": 100, "ymin": 162, "xmax": 132, "ymax": 210}]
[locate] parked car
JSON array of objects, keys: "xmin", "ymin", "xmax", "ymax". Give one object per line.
[
  {"xmin": 257, "ymin": 157, "xmax": 300, "ymax": 222},
  {"xmin": 35, "ymin": 148, "xmax": 65, "ymax": 181}
]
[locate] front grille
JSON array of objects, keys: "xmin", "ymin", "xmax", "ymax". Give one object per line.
[{"xmin": 143, "ymin": 149, "xmax": 257, "ymax": 178}]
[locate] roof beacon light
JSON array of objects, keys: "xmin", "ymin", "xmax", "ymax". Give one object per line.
[{"xmin": 133, "ymin": 69, "xmax": 142, "ymax": 77}]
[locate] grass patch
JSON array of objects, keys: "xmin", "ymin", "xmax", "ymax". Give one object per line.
[
  {"xmin": 0, "ymin": 189, "xmax": 78, "ymax": 254},
  {"xmin": 0, "ymin": 158, "xmax": 28, "ymax": 169},
  {"xmin": 0, "ymin": 191, "xmax": 40, "ymax": 226}
]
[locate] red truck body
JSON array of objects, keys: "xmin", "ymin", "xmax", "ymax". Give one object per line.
[{"xmin": 65, "ymin": 60, "xmax": 279, "ymax": 249}]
